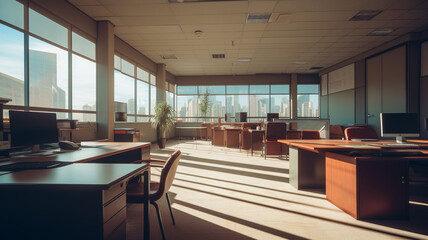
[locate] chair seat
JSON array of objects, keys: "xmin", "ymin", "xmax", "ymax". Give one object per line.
[{"xmin": 127, "ymin": 181, "xmax": 162, "ymax": 203}]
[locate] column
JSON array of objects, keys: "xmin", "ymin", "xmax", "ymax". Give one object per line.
[
  {"xmin": 156, "ymin": 63, "xmax": 166, "ymax": 104},
  {"xmin": 96, "ymin": 21, "xmax": 115, "ymax": 141},
  {"xmin": 291, "ymin": 73, "xmax": 298, "ymax": 119}
]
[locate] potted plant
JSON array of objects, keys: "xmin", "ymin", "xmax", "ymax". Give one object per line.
[{"xmin": 151, "ymin": 102, "xmax": 176, "ymax": 148}]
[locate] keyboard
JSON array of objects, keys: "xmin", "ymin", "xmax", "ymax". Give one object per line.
[{"xmin": 0, "ymin": 161, "xmax": 67, "ymax": 171}]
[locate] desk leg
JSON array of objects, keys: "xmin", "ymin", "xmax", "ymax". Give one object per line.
[
  {"xmin": 289, "ymin": 146, "xmax": 325, "ymax": 190},
  {"xmin": 251, "ymin": 133, "xmax": 254, "ymax": 156},
  {"xmin": 143, "ymin": 170, "xmax": 150, "ymax": 240}
]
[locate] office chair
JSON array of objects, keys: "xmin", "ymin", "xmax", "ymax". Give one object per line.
[
  {"xmin": 301, "ymin": 130, "xmax": 320, "ymax": 139},
  {"xmin": 344, "ymin": 126, "xmax": 378, "ymax": 140},
  {"xmin": 127, "ymin": 150, "xmax": 182, "ymax": 240},
  {"xmin": 264, "ymin": 122, "xmax": 287, "ymax": 159}
]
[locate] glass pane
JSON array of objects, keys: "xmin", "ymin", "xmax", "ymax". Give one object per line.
[
  {"xmin": 72, "ymin": 54, "xmax": 96, "ymax": 111},
  {"xmin": 198, "ymin": 85, "xmax": 225, "ymax": 95},
  {"xmin": 72, "ymin": 32, "xmax": 95, "ymax": 60},
  {"xmin": 114, "ymin": 70, "xmax": 135, "ymax": 114},
  {"xmin": 298, "ymin": 84, "xmax": 319, "ymax": 94},
  {"xmin": 150, "ymin": 85, "xmax": 156, "ymax": 114},
  {"xmin": 137, "ymin": 80, "xmax": 149, "ymax": 115},
  {"xmin": 150, "ymin": 74, "xmax": 156, "ymax": 86},
  {"xmin": 226, "ymin": 95, "xmax": 248, "ymax": 116},
  {"xmin": 271, "ymin": 95, "xmax": 290, "ymax": 118},
  {"xmin": 114, "ymin": 55, "xmax": 121, "ymax": 70},
  {"xmin": 250, "ymin": 85, "xmax": 269, "ymax": 94},
  {"xmin": 271, "ymin": 84, "xmax": 289, "ymax": 94},
  {"xmin": 121, "ymin": 59, "xmax": 135, "ymax": 76},
  {"xmin": 297, "ymin": 94, "xmax": 319, "ymax": 117},
  {"xmin": 177, "ymin": 96, "xmax": 198, "ymax": 118},
  {"xmin": 0, "ymin": 24, "xmax": 24, "ymax": 105},
  {"xmin": 73, "ymin": 112, "xmax": 96, "ymax": 122},
  {"xmin": 29, "ymin": 37, "xmax": 68, "ymax": 109},
  {"xmin": 0, "ymin": 0, "xmax": 24, "ymax": 28},
  {"xmin": 166, "ymin": 91, "xmax": 175, "ymax": 109},
  {"xmin": 137, "ymin": 116, "xmax": 150, "ymax": 122},
  {"xmin": 249, "ymin": 95, "xmax": 269, "ymax": 117},
  {"xmin": 29, "ymin": 9, "xmax": 68, "ymax": 48},
  {"xmin": 207, "ymin": 95, "xmax": 225, "ymax": 117},
  {"xmin": 137, "ymin": 67, "xmax": 149, "ymax": 82},
  {"xmin": 227, "ymin": 85, "xmax": 248, "ymax": 94},
  {"xmin": 127, "ymin": 116, "xmax": 135, "ymax": 122},
  {"xmin": 177, "ymin": 86, "xmax": 197, "ymax": 95}
]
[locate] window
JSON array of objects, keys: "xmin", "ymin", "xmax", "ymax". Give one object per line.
[
  {"xmin": 226, "ymin": 95, "xmax": 248, "ymax": 117},
  {"xmin": 115, "ymin": 70, "xmax": 135, "ymax": 114},
  {"xmin": 150, "ymin": 74, "xmax": 156, "ymax": 86},
  {"xmin": 29, "ymin": 37, "xmax": 68, "ymax": 111},
  {"xmin": 199, "ymin": 85, "xmax": 225, "ymax": 95},
  {"xmin": 150, "ymin": 85, "xmax": 157, "ymax": 114},
  {"xmin": 137, "ymin": 67, "xmax": 149, "ymax": 83},
  {"xmin": 0, "ymin": 0, "xmax": 24, "ymax": 29},
  {"xmin": 29, "ymin": 9, "xmax": 68, "ymax": 48},
  {"xmin": 177, "ymin": 95, "xmax": 198, "ymax": 122},
  {"xmin": 177, "ymin": 86, "xmax": 197, "ymax": 95},
  {"xmin": 227, "ymin": 85, "xmax": 248, "ymax": 94},
  {"xmin": 72, "ymin": 32, "xmax": 95, "ymax": 60},
  {"xmin": 121, "ymin": 59, "xmax": 135, "ymax": 77},
  {"xmin": 72, "ymin": 54, "xmax": 96, "ymax": 121},
  {"xmin": 270, "ymin": 84, "xmax": 290, "ymax": 118},
  {"xmin": 137, "ymin": 80, "xmax": 149, "ymax": 115},
  {"xmin": 297, "ymin": 84, "xmax": 320, "ymax": 118},
  {"xmin": 166, "ymin": 91, "xmax": 175, "ymax": 109},
  {"xmin": 0, "ymin": 23, "xmax": 24, "ymax": 106}
]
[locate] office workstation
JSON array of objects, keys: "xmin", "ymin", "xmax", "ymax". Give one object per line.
[{"xmin": 1, "ymin": 0, "xmax": 428, "ymax": 239}]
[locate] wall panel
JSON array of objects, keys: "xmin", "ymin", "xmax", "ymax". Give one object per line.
[{"xmin": 328, "ymin": 89, "xmax": 354, "ymax": 125}]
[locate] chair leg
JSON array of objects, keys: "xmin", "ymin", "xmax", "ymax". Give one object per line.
[
  {"xmin": 152, "ymin": 201, "xmax": 166, "ymax": 240},
  {"xmin": 165, "ymin": 192, "xmax": 176, "ymax": 225}
]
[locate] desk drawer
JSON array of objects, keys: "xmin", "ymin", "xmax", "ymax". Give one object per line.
[
  {"xmin": 104, "ymin": 192, "xmax": 126, "ymax": 223},
  {"xmin": 103, "ymin": 179, "xmax": 126, "ymax": 204},
  {"xmin": 104, "ymin": 206, "xmax": 126, "ymax": 239}
]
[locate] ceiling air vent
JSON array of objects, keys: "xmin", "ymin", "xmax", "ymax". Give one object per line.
[
  {"xmin": 349, "ymin": 10, "xmax": 382, "ymax": 21},
  {"xmin": 368, "ymin": 28, "xmax": 396, "ymax": 36},
  {"xmin": 246, "ymin": 13, "xmax": 271, "ymax": 23},
  {"xmin": 310, "ymin": 67, "xmax": 323, "ymax": 70},
  {"xmin": 160, "ymin": 54, "xmax": 178, "ymax": 60},
  {"xmin": 212, "ymin": 54, "xmax": 225, "ymax": 59}
]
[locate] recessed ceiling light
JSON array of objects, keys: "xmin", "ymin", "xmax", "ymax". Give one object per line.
[
  {"xmin": 368, "ymin": 28, "xmax": 396, "ymax": 36},
  {"xmin": 349, "ymin": 10, "xmax": 382, "ymax": 21},
  {"xmin": 237, "ymin": 58, "xmax": 252, "ymax": 62},
  {"xmin": 246, "ymin": 13, "xmax": 271, "ymax": 23},
  {"xmin": 294, "ymin": 61, "xmax": 307, "ymax": 65}
]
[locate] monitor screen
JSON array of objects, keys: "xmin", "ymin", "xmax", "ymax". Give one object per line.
[
  {"xmin": 380, "ymin": 113, "xmax": 419, "ymax": 137},
  {"xmin": 267, "ymin": 113, "xmax": 279, "ymax": 122},
  {"xmin": 9, "ymin": 111, "xmax": 59, "ymax": 148},
  {"xmin": 225, "ymin": 113, "xmax": 231, "ymax": 122}
]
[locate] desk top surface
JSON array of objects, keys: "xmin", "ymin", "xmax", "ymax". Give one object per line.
[
  {"xmin": 0, "ymin": 163, "xmax": 149, "ymax": 189},
  {"xmin": 2, "ymin": 141, "xmax": 150, "ymax": 164},
  {"xmin": 278, "ymin": 139, "xmax": 428, "ymax": 153}
]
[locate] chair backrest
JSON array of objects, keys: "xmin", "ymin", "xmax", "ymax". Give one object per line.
[
  {"xmin": 289, "ymin": 122, "xmax": 298, "ymax": 131},
  {"xmin": 344, "ymin": 126, "xmax": 378, "ymax": 140},
  {"xmin": 330, "ymin": 125, "xmax": 344, "ymax": 139},
  {"xmin": 265, "ymin": 122, "xmax": 287, "ymax": 140},
  {"xmin": 286, "ymin": 130, "xmax": 301, "ymax": 139},
  {"xmin": 156, "ymin": 150, "xmax": 181, "ymax": 200},
  {"xmin": 301, "ymin": 130, "xmax": 320, "ymax": 139}
]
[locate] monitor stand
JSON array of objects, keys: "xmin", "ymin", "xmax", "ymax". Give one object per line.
[{"xmin": 395, "ymin": 136, "xmax": 405, "ymax": 143}]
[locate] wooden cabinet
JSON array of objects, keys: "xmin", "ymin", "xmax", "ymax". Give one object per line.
[{"xmin": 326, "ymin": 152, "xmax": 408, "ymax": 219}]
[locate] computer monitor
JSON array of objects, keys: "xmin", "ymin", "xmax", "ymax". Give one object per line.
[
  {"xmin": 380, "ymin": 113, "xmax": 419, "ymax": 143},
  {"xmin": 235, "ymin": 112, "xmax": 247, "ymax": 122},
  {"xmin": 267, "ymin": 113, "xmax": 279, "ymax": 122},
  {"xmin": 224, "ymin": 113, "xmax": 231, "ymax": 122},
  {"xmin": 9, "ymin": 111, "xmax": 59, "ymax": 152}
]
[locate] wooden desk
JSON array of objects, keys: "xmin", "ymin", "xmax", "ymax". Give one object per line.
[
  {"xmin": 0, "ymin": 142, "xmax": 152, "ymax": 240},
  {"xmin": 224, "ymin": 128, "xmax": 241, "ymax": 148}
]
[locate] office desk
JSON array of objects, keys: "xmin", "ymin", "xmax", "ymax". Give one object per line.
[
  {"xmin": 224, "ymin": 128, "xmax": 241, "ymax": 148},
  {"xmin": 248, "ymin": 129, "xmax": 264, "ymax": 156},
  {"xmin": 0, "ymin": 142, "xmax": 152, "ymax": 240}
]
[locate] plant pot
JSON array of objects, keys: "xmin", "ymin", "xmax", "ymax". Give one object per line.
[{"xmin": 158, "ymin": 138, "xmax": 166, "ymax": 149}]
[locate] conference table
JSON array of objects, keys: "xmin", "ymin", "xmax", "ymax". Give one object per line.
[
  {"xmin": 278, "ymin": 139, "xmax": 428, "ymax": 219},
  {"xmin": 0, "ymin": 142, "xmax": 152, "ymax": 240}
]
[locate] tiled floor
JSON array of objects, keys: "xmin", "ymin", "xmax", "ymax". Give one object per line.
[{"xmin": 127, "ymin": 139, "xmax": 428, "ymax": 240}]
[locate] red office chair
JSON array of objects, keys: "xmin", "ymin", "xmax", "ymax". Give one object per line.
[
  {"xmin": 127, "ymin": 150, "xmax": 181, "ymax": 240},
  {"xmin": 264, "ymin": 122, "xmax": 287, "ymax": 159},
  {"xmin": 301, "ymin": 130, "xmax": 320, "ymax": 139},
  {"xmin": 344, "ymin": 126, "xmax": 378, "ymax": 140}
]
